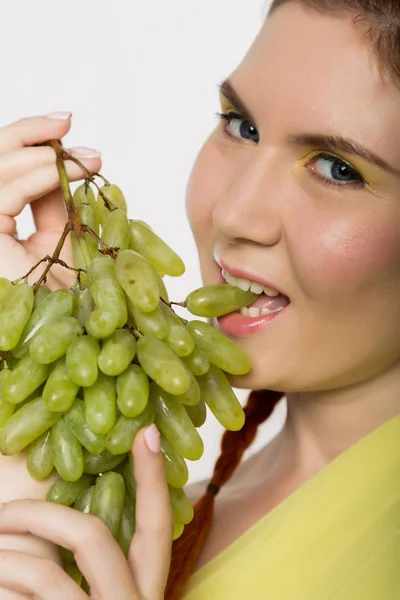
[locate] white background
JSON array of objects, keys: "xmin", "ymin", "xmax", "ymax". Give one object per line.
[{"xmin": 1, "ymin": 0, "xmax": 286, "ymax": 484}]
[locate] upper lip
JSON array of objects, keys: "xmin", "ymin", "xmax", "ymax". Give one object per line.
[{"xmin": 217, "ymin": 257, "xmax": 287, "ymax": 297}]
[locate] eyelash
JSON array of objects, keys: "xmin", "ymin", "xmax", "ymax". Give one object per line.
[{"xmin": 215, "ymin": 111, "xmax": 366, "ymax": 190}]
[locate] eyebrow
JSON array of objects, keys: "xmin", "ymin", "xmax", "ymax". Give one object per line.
[{"xmin": 218, "ymin": 78, "xmax": 400, "ymax": 177}]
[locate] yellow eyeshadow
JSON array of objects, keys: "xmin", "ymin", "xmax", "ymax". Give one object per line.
[{"xmin": 295, "ymin": 149, "xmax": 388, "ymax": 189}]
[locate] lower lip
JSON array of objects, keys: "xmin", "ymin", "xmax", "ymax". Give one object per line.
[
  {"xmin": 215, "ymin": 269, "xmax": 290, "ymax": 337},
  {"xmin": 217, "ymin": 305, "xmax": 289, "ymax": 337}
]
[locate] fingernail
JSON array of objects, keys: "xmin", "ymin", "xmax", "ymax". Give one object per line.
[
  {"xmin": 70, "ymin": 146, "xmax": 101, "ymax": 158},
  {"xmin": 45, "ymin": 111, "xmax": 72, "ymax": 120},
  {"xmin": 0, "ymin": 503, "xmax": 4, "ymax": 510},
  {"xmin": 144, "ymin": 424, "xmax": 161, "ymax": 454}
]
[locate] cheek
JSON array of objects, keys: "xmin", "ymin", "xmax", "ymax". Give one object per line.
[
  {"xmin": 295, "ymin": 211, "xmax": 400, "ymax": 295},
  {"xmin": 185, "ymin": 134, "xmax": 230, "ymax": 242}
]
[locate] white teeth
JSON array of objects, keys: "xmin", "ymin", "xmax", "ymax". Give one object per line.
[
  {"xmin": 249, "ymin": 281, "xmax": 264, "ymax": 294},
  {"xmin": 263, "ymin": 286, "xmax": 279, "ymax": 297},
  {"xmin": 222, "ymin": 270, "xmax": 280, "ymax": 297},
  {"xmin": 261, "ymin": 306, "xmax": 276, "ymax": 315},
  {"xmin": 240, "ymin": 306, "xmax": 250, "ymax": 316},
  {"xmin": 248, "ymin": 307, "xmax": 261, "ymax": 317},
  {"xmin": 235, "ymin": 277, "xmax": 251, "ymax": 291}
]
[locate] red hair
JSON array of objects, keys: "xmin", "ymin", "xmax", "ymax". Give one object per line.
[{"xmin": 165, "ymin": 390, "xmax": 284, "ymax": 600}]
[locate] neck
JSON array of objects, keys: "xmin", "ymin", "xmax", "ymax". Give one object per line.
[{"xmin": 274, "ymin": 368, "xmax": 400, "ymax": 479}]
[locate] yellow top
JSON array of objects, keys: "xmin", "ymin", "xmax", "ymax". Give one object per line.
[{"xmin": 183, "ymin": 414, "xmax": 400, "ymax": 600}]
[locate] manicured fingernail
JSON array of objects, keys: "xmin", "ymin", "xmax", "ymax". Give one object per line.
[
  {"xmin": 144, "ymin": 424, "xmax": 160, "ymax": 454},
  {"xmin": 46, "ymin": 111, "xmax": 72, "ymax": 120},
  {"xmin": 70, "ymin": 146, "xmax": 101, "ymax": 158}
]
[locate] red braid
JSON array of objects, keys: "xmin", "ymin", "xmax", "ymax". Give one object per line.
[{"xmin": 165, "ymin": 389, "xmax": 284, "ymax": 600}]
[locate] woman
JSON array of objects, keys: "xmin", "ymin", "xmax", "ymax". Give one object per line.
[{"xmin": 0, "ymin": 0, "xmax": 399, "ymax": 598}]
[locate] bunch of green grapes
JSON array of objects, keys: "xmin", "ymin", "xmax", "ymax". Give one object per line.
[{"xmin": 0, "ymin": 181, "xmax": 258, "ymax": 575}]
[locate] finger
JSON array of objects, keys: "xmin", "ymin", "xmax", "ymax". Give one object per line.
[
  {"xmin": 0, "ymin": 115, "xmax": 72, "ymax": 155},
  {"xmin": 0, "ymin": 501, "xmax": 138, "ymax": 600},
  {"xmin": 0, "ymin": 586, "xmax": 32, "ymax": 600},
  {"xmin": 0, "ymin": 146, "xmax": 55, "ymax": 185},
  {"xmin": 0, "ymin": 550, "xmax": 86, "ymax": 600},
  {"xmin": 0, "ymin": 214, "xmax": 16, "ymax": 237},
  {"xmin": 0, "ymin": 155, "xmax": 101, "ymax": 220},
  {"xmin": 129, "ymin": 425, "xmax": 174, "ymax": 600},
  {"xmin": 31, "ymin": 149, "xmax": 102, "ymax": 234}
]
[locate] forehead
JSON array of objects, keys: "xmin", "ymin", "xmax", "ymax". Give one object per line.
[{"xmin": 229, "ymin": 4, "xmax": 400, "ymax": 161}]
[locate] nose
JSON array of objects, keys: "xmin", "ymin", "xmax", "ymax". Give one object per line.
[{"xmin": 212, "ymin": 149, "xmax": 284, "ymax": 247}]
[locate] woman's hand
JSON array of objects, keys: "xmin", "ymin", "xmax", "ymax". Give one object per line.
[
  {"xmin": 0, "ymin": 112, "xmax": 101, "ymax": 286},
  {"xmin": 0, "ymin": 425, "xmax": 174, "ymax": 600}
]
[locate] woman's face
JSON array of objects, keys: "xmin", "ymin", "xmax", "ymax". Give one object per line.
[{"xmin": 185, "ymin": 3, "xmax": 400, "ymax": 392}]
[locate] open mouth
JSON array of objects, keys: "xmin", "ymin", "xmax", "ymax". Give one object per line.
[{"xmin": 219, "ymin": 268, "xmax": 291, "ymax": 317}]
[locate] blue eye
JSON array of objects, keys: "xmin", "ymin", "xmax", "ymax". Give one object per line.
[
  {"xmin": 215, "ymin": 111, "xmax": 366, "ymax": 189},
  {"xmin": 306, "ymin": 152, "xmax": 366, "ymax": 188},
  {"xmin": 216, "ymin": 111, "xmax": 259, "ymax": 143}
]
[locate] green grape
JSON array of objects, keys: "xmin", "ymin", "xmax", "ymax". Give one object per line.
[
  {"xmin": 0, "ymin": 278, "xmax": 12, "ymax": 306},
  {"xmin": 0, "ymin": 396, "xmax": 14, "ymax": 428},
  {"xmin": 124, "ymin": 455, "xmax": 136, "ymax": 500},
  {"xmin": 185, "ymin": 284, "xmax": 258, "ymax": 318},
  {"xmin": 169, "ymin": 486, "xmax": 194, "ymax": 525},
  {"xmin": 83, "ymin": 449, "xmax": 126, "ymax": 475},
  {"xmin": 86, "ymin": 255, "xmax": 128, "ymax": 338},
  {"xmin": 29, "ymin": 316, "xmax": 83, "ymax": 364},
  {"xmin": 73, "ymin": 485, "xmax": 94, "ymax": 513},
  {"xmin": 102, "ymin": 208, "xmax": 131, "ymax": 251},
  {"xmin": 129, "ymin": 304, "xmax": 168, "ymax": 339},
  {"xmin": 42, "ymin": 358, "xmax": 80, "ymax": 412},
  {"xmin": 0, "ymin": 283, "xmax": 34, "ymax": 351},
  {"xmin": 73, "ymin": 183, "xmax": 97, "ymax": 212},
  {"xmin": 186, "ymin": 320, "xmax": 252, "ymax": 375},
  {"xmin": 65, "ymin": 562, "xmax": 83, "ymax": 586},
  {"xmin": 90, "ymin": 471, "xmax": 126, "ymax": 539},
  {"xmin": 173, "ymin": 369, "xmax": 201, "ymax": 406},
  {"xmin": 137, "ymin": 336, "xmax": 190, "ymax": 396},
  {"xmin": 50, "ymin": 418, "xmax": 84, "ymax": 482},
  {"xmin": 118, "ymin": 494, "xmax": 135, "ymax": 557},
  {"xmin": 114, "ymin": 249, "xmax": 160, "ymax": 313},
  {"xmin": 71, "ymin": 231, "xmax": 89, "ymax": 278},
  {"xmin": 150, "ymin": 383, "xmax": 204, "ymax": 461},
  {"xmin": 182, "ymin": 344, "xmax": 210, "ymax": 376},
  {"xmin": 47, "ymin": 474, "xmax": 94, "ymax": 506},
  {"xmin": 77, "ymin": 204, "xmax": 99, "ymax": 258},
  {"xmin": 154, "ymin": 270, "xmax": 169, "ymax": 303},
  {"xmin": 173, "ymin": 521, "xmax": 185, "ymax": 541},
  {"xmin": 64, "ymin": 399, "xmax": 106, "ymax": 455},
  {"xmin": 0, "ymin": 397, "xmax": 61, "ymax": 455},
  {"xmin": 160, "ymin": 436, "xmax": 189, "ymax": 488},
  {"xmin": 185, "ymin": 397, "xmax": 207, "ymax": 428},
  {"xmin": 72, "ymin": 286, "xmax": 94, "ymax": 328},
  {"xmin": 129, "ymin": 220, "xmax": 185, "ymax": 277},
  {"xmin": 66, "ymin": 335, "xmax": 100, "ymax": 387},
  {"xmin": 84, "ymin": 372, "xmax": 116, "ymax": 435},
  {"xmin": 2, "ymin": 357, "xmax": 50, "ymax": 405},
  {"xmin": 0, "ymin": 369, "xmax": 14, "ymax": 428},
  {"xmin": 98, "ymin": 329, "xmax": 136, "ymax": 376},
  {"xmin": 96, "ymin": 184, "xmax": 128, "ymax": 225},
  {"xmin": 12, "ymin": 289, "xmax": 75, "ymax": 359},
  {"xmin": 197, "ymin": 365, "xmax": 245, "ymax": 431},
  {"xmin": 33, "ymin": 285, "xmax": 52, "ymax": 309},
  {"xmin": 116, "ymin": 364, "xmax": 149, "ymax": 418},
  {"xmin": 26, "ymin": 431, "xmax": 54, "ymax": 481},
  {"xmin": 106, "ymin": 403, "xmax": 155, "ymax": 455},
  {"xmin": 159, "ymin": 303, "xmax": 194, "ymax": 357}
]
